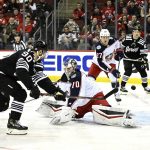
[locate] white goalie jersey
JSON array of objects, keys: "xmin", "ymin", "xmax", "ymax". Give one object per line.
[{"xmin": 56, "ymin": 71, "xmax": 103, "ymax": 110}]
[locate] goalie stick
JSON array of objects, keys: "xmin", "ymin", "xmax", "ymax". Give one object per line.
[{"xmin": 41, "ymin": 88, "xmax": 118, "ymax": 101}]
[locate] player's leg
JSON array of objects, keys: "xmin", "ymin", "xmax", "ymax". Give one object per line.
[
  {"xmin": 107, "ymin": 64, "xmax": 121, "ymax": 102},
  {"xmin": 0, "ymin": 92, "xmax": 10, "ymax": 112},
  {"xmin": 74, "ymin": 92, "xmax": 111, "ymax": 119},
  {"xmin": 92, "ymin": 105, "xmax": 136, "ymax": 127},
  {"xmin": 120, "ymin": 60, "xmax": 132, "ymax": 92},
  {"xmin": 0, "ymin": 74, "xmax": 28, "ymax": 135},
  {"xmin": 88, "ymin": 63, "xmax": 102, "ymax": 80},
  {"xmin": 134, "ymin": 61, "xmax": 150, "ymax": 93}
]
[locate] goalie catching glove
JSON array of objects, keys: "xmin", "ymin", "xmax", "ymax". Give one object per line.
[{"xmin": 54, "ymin": 87, "xmax": 66, "ymax": 101}]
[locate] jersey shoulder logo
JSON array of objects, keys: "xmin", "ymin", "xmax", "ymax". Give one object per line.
[{"xmin": 96, "ymin": 45, "xmax": 101, "ymax": 50}]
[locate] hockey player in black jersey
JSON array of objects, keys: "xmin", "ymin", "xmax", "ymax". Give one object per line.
[
  {"xmin": 0, "ymin": 40, "xmax": 66, "ymax": 135},
  {"xmin": 88, "ymin": 29, "xmax": 122, "ymax": 102},
  {"xmin": 120, "ymin": 26, "xmax": 150, "ymax": 93}
]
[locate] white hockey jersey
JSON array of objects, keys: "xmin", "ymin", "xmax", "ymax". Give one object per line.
[
  {"xmin": 57, "ymin": 70, "xmax": 103, "ymax": 110},
  {"xmin": 93, "ymin": 39, "xmax": 121, "ymax": 72}
]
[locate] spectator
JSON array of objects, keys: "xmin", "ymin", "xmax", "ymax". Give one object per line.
[
  {"xmin": 77, "ymin": 35, "xmax": 91, "ymax": 50},
  {"xmin": 127, "ymin": 15, "xmax": 141, "ymax": 33},
  {"xmin": 26, "ymin": 37, "xmax": 34, "ymax": 49},
  {"xmin": 72, "ymin": 2, "xmax": 85, "ymax": 29},
  {"xmin": 127, "ymin": 0, "xmax": 140, "ymax": 18},
  {"xmin": 64, "ymin": 18, "xmax": 80, "ymax": 36},
  {"xmin": 4, "ymin": 0, "xmax": 20, "ymax": 13},
  {"xmin": 91, "ymin": 6, "xmax": 107, "ymax": 28},
  {"xmin": 117, "ymin": 0, "xmax": 127, "ymax": 15},
  {"xmin": 58, "ymin": 26, "xmax": 78, "ymax": 50},
  {"xmin": 6, "ymin": 17, "xmax": 18, "ymax": 36},
  {"xmin": 146, "ymin": 16, "xmax": 150, "ymax": 49},
  {"xmin": 12, "ymin": 32, "xmax": 26, "ymax": 51},
  {"xmin": 118, "ymin": 7, "xmax": 131, "ymax": 21},
  {"xmin": 36, "ymin": 0, "xmax": 52, "ymax": 27},
  {"xmin": 117, "ymin": 15, "xmax": 129, "ymax": 33},
  {"xmin": 12, "ymin": 8, "xmax": 23, "ymax": 25},
  {"xmin": 0, "ymin": 13, "xmax": 7, "ymax": 27},
  {"xmin": 17, "ymin": 15, "xmax": 34, "ymax": 40},
  {"xmin": 101, "ymin": 0, "xmax": 115, "ymax": 25}
]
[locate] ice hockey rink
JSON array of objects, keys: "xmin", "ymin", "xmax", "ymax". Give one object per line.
[{"xmin": 0, "ymin": 83, "xmax": 150, "ymax": 150}]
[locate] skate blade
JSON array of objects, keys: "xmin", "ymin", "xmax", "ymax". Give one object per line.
[
  {"xmin": 6, "ymin": 128, "xmax": 27, "ymax": 135},
  {"xmin": 120, "ymin": 92, "xmax": 128, "ymax": 95}
]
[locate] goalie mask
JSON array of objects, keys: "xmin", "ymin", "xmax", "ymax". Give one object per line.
[
  {"xmin": 63, "ymin": 58, "xmax": 77, "ymax": 78},
  {"xmin": 32, "ymin": 40, "xmax": 48, "ymax": 62}
]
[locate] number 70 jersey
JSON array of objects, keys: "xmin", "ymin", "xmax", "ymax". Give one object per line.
[{"xmin": 57, "ymin": 69, "xmax": 103, "ymax": 109}]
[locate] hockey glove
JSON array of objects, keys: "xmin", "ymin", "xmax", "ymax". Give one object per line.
[
  {"xmin": 110, "ymin": 68, "xmax": 120, "ymax": 78},
  {"xmin": 143, "ymin": 58, "xmax": 149, "ymax": 70},
  {"xmin": 30, "ymin": 85, "xmax": 40, "ymax": 99},
  {"xmin": 54, "ymin": 88, "xmax": 66, "ymax": 101},
  {"xmin": 115, "ymin": 50, "xmax": 124, "ymax": 61}
]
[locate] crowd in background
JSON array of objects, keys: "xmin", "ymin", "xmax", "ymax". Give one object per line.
[
  {"xmin": 0, "ymin": 0, "xmax": 150, "ymax": 50},
  {"xmin": 58, "ymin": 0, "xmax": 150, "ymax": 50},
  {"xmin": 0, "ymin": 0, "xmax": 52, "ymax": 50}
]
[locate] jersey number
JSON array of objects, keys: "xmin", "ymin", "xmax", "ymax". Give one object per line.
[
  {"xmin": 72, "ymin": 81, "xmax": 80, "ymax": 88},
  {"xmin": 22, "ymin": 51, "xmax": 32, "ymax": 62}
]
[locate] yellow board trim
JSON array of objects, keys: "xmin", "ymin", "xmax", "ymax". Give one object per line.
[{"xmin": 48, "ymin": 76, "xmax": 150, "ymax": 85}]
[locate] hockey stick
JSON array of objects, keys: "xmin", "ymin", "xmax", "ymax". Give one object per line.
[{"xmin": 41, "ymin": 88, "xmax": 118, "ymax": 100}]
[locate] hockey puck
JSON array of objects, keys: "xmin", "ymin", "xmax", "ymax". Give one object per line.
[{"xmin": 131, "ymin": 85, "xmax": 136, "ymax": 90}]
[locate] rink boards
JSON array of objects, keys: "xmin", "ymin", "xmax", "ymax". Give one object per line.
[{"xmin": 0, "ymin": 50, "xmax": 150, "ymax": 84}]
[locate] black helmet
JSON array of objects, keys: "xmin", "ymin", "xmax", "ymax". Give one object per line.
[{"xmin": 33, "ymin": 40, "xmax": 47, "ymax": 51}]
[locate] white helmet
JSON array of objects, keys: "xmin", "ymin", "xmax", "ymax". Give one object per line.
[{"xmin": 100, "ymin": 29, "xmax": 110, "ymax": 37}]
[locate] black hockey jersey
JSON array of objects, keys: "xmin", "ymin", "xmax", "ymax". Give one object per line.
[
  {"xmin": 121, "ymin": 36, "xmax": 148, "ymax": 60},
  {"xmin": 0, "ymin": 50, "xmax": 58, "ymax": 94}
]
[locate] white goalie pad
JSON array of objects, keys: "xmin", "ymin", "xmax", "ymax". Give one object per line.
[
  {"xmin": 36, "ymin": 99, "xmax": 65, "ymax": 117},
  {"xmin": 50, "ymin": 106, "xmax": 75, "ymax": 125},
  {"xmin": 92, "ymin": 105, "xmax": 136, "ymax": 127}
]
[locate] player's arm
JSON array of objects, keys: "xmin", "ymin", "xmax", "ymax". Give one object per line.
[
  {"xmin": 96, "ymin": 48, "xmax": 112, "ymax": 72},
  {"xmin": 16, "ymin": 52, "xmax": 35, "ymax": 90},
  {"xmin": 16, "ymin": 51, "xmax": 40, "ymax": 99},
  {"xmin": 96, "ymin": 47, "xmax": 120, "ymax": 78},
  {"xmin": 140, "ymin": 40, "xmax": 149, "ymax": 70},
  {"xmin": 32, "ymin": 71, "xmax": 66, "ymax": 101}
]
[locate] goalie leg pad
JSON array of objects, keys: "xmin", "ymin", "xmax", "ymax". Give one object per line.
[
  {"xmin": 36, "ymin": 100, "xmax": 64, "ymax": 117},
  {"xmin": 92, "ymin": 105, "xmax": 136, "ymax": 127}
]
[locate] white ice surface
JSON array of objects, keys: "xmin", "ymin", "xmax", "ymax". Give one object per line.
[{"xmin": 0, "ymin": 83, "xmax": 150, "ymax": 150}]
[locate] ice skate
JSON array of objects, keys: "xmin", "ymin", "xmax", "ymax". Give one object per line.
[
  {"xmin": 144, "ymin": 87, "xmax": 150, "ymax": 94},
  {"xmin": 120, "ymin": 86, "xmax": 128, "ymax": 94},
  {"xmin": 114, "ymin": 93, "xmax": 121, "ymax": 102},
  {"xmin": 7, "ymin": 118, "xmax": 28, "ymax": 135}
]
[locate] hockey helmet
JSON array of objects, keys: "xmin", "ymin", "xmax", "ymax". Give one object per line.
[
  {"xmin": 63, "ymin": 58, "xmax": 77, "ymax": 78},
  {"xmin": 32, "ymin": 40, "xmax": 48, "ymax": 61},
  {"xmin": 100, "ymin": 29, "xmax": 110, "ymax": 37},
  {"xmin": 33, "ymin": 40, "xmax": 47, "ymax": 51}
]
